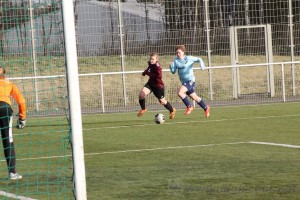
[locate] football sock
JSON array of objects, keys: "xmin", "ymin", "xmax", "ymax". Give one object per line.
[
  {"xmin": 139, "ymin": 98, "xmax": 146, "ymax": 110},
  {"xmin": 164, "ymin": 101, "xmax": 173, "ymax": 112},
  {"xmin": 182, "ymin": 96, "xmax": 191, "ymax": 107},
  {"xmin": 198, "ymin": 99, "xmax": 207, "ymax": 110}
]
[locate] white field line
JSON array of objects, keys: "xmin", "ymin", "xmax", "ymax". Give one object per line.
[
  {"xmin": 0, "ymin": 142, "xmax": 247, "ymax": 162},
  {"xmin": 1, "ymin": 140, "xmax": 300, "ymax": 163},
  {"xmin": 1, "ymin": 140, "xmax": 299, "ymax": 199},
  {"xmin": 249, "ymin": 141, "xmax": 300, "ymax": 149},
  {"xmin": 13, "ymin": 113, "xmax": 300, "ymax": 136},
  {"xmin": 82, "ymin": 114, "xmax": 300, "ymax": 131},
  {"xmin": 0, "ymin": 191, "xmax": 37, "ymax": 200},
  {"xmin": 80, "ymin": 101, "xmax": 300, "ymax": 117},
  {"xmin": 84, "ymin": 142, "xmax": 247, "ymax": 156}
]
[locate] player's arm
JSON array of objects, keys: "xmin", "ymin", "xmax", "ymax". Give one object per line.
[
  {"xmin": 169, "ymin": 60, "xmax": 177, "ymax": 74},
  {"xmin": 142, "ymin": 63, "xmax": 149, "ymax": 76},
  {"xmin": 11, "ymin": 84, "xmax": 26, "ymax": 128},
  {"xmin": 187, "ymin": 56, "xmax": 206, "ymax": 70},
  {"xmin": 142, "ymin": 68, "xmax": 148, "ymax": 76}
]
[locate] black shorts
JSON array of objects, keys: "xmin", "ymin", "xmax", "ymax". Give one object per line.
[
  {"xmin": 0, "ymin": 101, "xmax": 13, "ymax": 139},
  {"xmin": 144, "ymin": 83, "xmax": 165, "ymax": 100},
  {"xmin": 0, "ymin": 101, "xmax": 13, "ymax": 118}
]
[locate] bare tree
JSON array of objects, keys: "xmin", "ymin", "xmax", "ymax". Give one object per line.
[{"xmin": 0, "ymin": 0, "xmax": 60, "ymax": 56}]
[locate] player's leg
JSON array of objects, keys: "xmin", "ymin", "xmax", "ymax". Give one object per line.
[
  {"xmin": 189, "ymin": 92, "xmax": 210, "ymax": 118},
  {"xmin": 155, "ymin": 87, "xmax": 176, "ymax": 119},
  {"xmin": 178, "ymin": 83, "xmax": 193, "ymax": 115},
  {"xmin": 2, "ymin": 133, "xmax": 16, "ymax": 173},
  {"xmin": 165, "ymin": 99, "xmax": 177, "ymax": 119},
  {"xmin": 137, "ymin": 86, "xmax": 151, "ymax": 116},
  {"xmin": 0, "ymin": 104, "xmax": 22, "ymax": 179}
]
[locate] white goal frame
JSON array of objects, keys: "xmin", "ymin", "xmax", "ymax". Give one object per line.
[
  {"xmin": 230, "ymin": 24, "xmax": 275, "ymax": 99},
  {"xmin": 62, "ymin": 0, "xmax": 87, "ymax": 199}
]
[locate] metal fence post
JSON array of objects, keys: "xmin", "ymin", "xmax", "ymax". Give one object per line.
[
  {"xmin": 100, "ymin": 73, "xmax": 105, "ymax": 113},
  {"xmin": 29, "ymin": 0, "xmax": 39, "ymax": 111},
  {"xmin": 203, "ymin": 0, "xmax": 213, "ymax": 100},
  {"xmin": 281, "ymin": 63, "xmax": 286, "ymax": 102},
  {"xmin": 288, "ymin": 0, "xmax": 296, "ymax": 96},
  {"xmin": 117, "ymin": 0, "xmax": 127, "ymax": 106}
]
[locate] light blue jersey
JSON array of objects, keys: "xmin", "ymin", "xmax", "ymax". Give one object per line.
[{"xmin": 170, "ymin": 56, "xmax": 205, "ymax": 84}]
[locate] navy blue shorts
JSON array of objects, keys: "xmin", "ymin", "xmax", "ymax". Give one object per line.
[{"xmin": 183, "ymin": 81, "xmax": 195, "ymax": 95}]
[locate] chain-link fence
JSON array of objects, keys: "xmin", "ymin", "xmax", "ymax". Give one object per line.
[{"xmin": 1, "ymin": 0, "xmax": 300, "ymax": 115}]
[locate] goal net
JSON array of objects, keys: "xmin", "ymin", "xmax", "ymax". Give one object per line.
[{"xmin": 0, "ymin": 0, "xmax": 75, "ymax": 199}]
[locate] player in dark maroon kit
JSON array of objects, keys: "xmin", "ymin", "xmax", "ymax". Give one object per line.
[{"xmin": 138, "ymin": 52, "xmax": 176, "ymax": 119}]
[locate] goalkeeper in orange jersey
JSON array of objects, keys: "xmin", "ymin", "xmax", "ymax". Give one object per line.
[
  {"xmin": 0, "ymin": 66, "xmax": 26, "ymax": 180},
  {"xmin": 137, "ymin": 52, "xmax": 176, "ymax": 119}
]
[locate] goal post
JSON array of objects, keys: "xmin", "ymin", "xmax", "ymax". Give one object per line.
[
  {"xmin": 0, "ymin": 0, "xmax": 86, "ymax": 199},
  {"xmin": 230, "ymin": 24, "xmax": 275, "ymax": 99},
  {"xmin": 62, "ymin": 0, "xmax": 87, "ymax": 199}
]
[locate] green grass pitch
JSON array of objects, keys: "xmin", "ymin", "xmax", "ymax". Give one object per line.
[
  {"xmin": 82, "ymin": 102, "xmax": 300, "ymax": 199},
  {"xmin": 1, "ymin": 102, "xmax": 299, "ymax": 199}
]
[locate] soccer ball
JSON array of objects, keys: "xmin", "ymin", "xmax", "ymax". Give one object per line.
[{"xmin": 154, "ymin": 113, "xmax": 165, "ymax": 124}]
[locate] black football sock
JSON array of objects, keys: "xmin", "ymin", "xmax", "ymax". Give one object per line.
[
  {"xmin": 139, "ymin": 98, "xmax": 146, "ymax": 110},
  {"xmin": 164, "ymin": 101, "xmax": 173, "ymax": 112}
]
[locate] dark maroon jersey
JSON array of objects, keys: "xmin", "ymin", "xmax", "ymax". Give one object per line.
[{"xmin": 142, "ymin": 61, "xmax": 164, "ymax": 89}]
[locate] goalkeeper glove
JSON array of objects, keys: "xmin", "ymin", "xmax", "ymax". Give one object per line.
[{"xmin": 17, "ymin": 119, "xmax": 26, "ymax": 129}]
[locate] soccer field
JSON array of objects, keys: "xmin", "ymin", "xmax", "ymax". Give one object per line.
[
  {"xmin": 1, "ymin": 102, "xmax": 299, "ymax": 199},
  {"xmin": 82, "ymin": 102, "xmax": 300, "ymax": 199}
]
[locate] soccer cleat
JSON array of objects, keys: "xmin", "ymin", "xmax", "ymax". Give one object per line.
[
  {"xmin": 169, "ymin": 108, "xmax": 176, "ymax": 119},
  {"xmin": 137, "ymin": 108, "xmax": 147, "ymax": 117},
  {"xmin": 204, "ymin": 105, "xmax": 210, "ymax": 118},
  {"xmin": 10, "ymin": 173, "xmax": 22, "ymax": 180},
  {"xmin": 184, "ymin": 106, "xmax": 194, "ymax": 115}
]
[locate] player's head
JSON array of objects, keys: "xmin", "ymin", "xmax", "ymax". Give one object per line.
[
  {"xmin": 0, "ymin": 66, "xmax": 6, "ymax": 77},
  {"xmin": 175, "ymin": 45, "xmax": 186, "ymax": 59},
  {"xmin": 149, "ymin": 52, "xmax": 159, "ymax": 65}
]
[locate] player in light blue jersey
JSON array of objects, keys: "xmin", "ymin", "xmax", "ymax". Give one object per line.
[{"xmin": 169, "ymin": 45, "xmax": 210, "ymax": 117}]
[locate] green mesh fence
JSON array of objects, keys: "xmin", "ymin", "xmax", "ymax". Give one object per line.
[{"xmin": 0, "ymin": 1, "xmax": 74, "ymax": 199}]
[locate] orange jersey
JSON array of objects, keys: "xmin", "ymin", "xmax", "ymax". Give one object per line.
[{"xmin": 0, "ymin": 78, "xmax": 26, "ymax": 119}]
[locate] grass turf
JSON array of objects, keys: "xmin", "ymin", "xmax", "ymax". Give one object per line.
[
  {"xmin": 83, "ymin": 102, "xmax": 300, "ymax": 199},
  {"xmin": 0, "ymin": 102, "xmax": 299, "ymax": 199}
]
